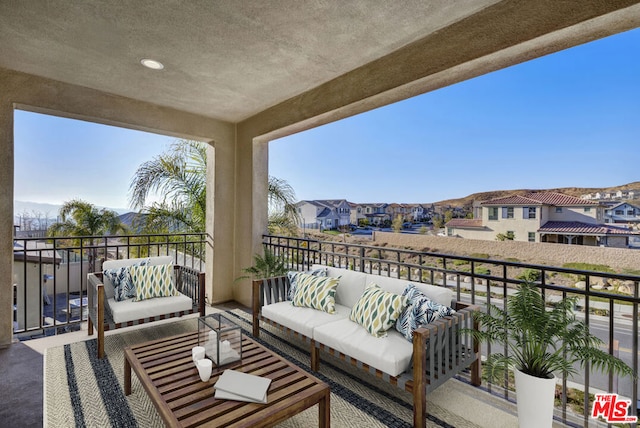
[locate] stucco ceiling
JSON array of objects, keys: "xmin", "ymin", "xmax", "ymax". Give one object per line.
[{"xmin": 1, "ymin": 1, "xmax": 639, "ymax": 124}]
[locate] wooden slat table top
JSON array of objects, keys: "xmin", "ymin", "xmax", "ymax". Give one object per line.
[{"xmin": 124, "ymin": 331, "xmax": 330, "ymax": 428}]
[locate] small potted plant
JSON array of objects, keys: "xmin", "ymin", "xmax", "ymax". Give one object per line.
[
  {"xmin": 237, "ymin": 248, "xmax": 288, "ymax": 280},
  {"xmin": 469, "ymin": 283, "xmax": 635, "ymax": 428}
]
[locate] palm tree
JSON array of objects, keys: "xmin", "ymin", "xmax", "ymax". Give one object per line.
[
  {"xmin": 129, "ymin": 139, "xmax": 207, "ymax": 233},
  {"xmin": 267, "ymin": 176, "xmax": 299, "ymax": 236},
  {"xmin": 48, "ymin": 199, "xmax": 127, "ymax": 271},
  {"xmin": 129, "ymin": 139, "xmax": 299, "ymax": 235}
]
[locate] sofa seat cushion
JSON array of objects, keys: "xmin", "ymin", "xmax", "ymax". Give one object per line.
[
  {"xmin": 313, "ymin": 318, "xmax": 413, "ymax": 377},
  {"xmin": 262, "ymin": 302, "xmax": 350, "ymax": 338},
  {"xmin": 108, "ymin": 292, "xmax": 193, "ymax": 324}
]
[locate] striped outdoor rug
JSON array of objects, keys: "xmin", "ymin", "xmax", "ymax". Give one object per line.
[{"xmin": 44, "ymin": 309, "xmax": 478, "ymax": 427}]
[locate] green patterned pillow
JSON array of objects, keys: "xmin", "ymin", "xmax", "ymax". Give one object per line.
[
  {"xmin": 350, "ymin": 284, "xmax": 408, "ymax": 337},
  {"xmin": 130, "ymin": 264, "xmax": 177, "ymax": 301},
  {"xmin": 291, "ymin": 273, "xmax": 339, "ymax": 313}
]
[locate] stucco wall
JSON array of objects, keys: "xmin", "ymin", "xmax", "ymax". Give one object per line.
[{"xmin": 372, "ymin": 232, "xmax": 640, "ymax": 271}]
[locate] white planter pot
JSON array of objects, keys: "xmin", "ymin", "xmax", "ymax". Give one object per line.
[{"xmin": 514, "ymin": 369, "xmax": 556, "ymax": 428}]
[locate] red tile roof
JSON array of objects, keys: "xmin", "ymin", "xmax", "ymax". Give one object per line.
[
  {"xmin": 482, "ymin": 192, "xmax": 598, "ymax": 206},
  {"xmin": 481, "ymin": 195, "xmax": 542, "ymax": 205},
  {"xmin": 446, "ymin": 219, "xmax": 483, "ymax": 228},
  {"xmin": 538, "ymin": 221, "xmax": 637, "ymax": 235}
]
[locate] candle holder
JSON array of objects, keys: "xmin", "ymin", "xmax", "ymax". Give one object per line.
[{"xmin": 198, "ymin": 313, "xmax": 242, "ymax": 370}]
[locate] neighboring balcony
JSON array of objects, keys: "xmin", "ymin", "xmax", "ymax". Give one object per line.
[{"xmin": 12, "ymin": 233, "xmax": 206, "ymax": 339}]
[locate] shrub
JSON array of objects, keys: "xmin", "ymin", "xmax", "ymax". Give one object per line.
[
  {"xmin": 562, "ymin": 263, "xmax": 614, "ymax": 282},
  {"xmin": 562, "ymin": 262, "xmax": 614, "ymax": 273},
  {"xmin": 496, "ymin": 231, "xmax": 515, "ymax": 241},
  {"xmin": 475, "ymin": 266, "xmax": 491, "ymax": 275},
  {"xmin": 470, "ymin": 253, "xmax": 490, "ymax": 259},
  {"xmin": 517, "ymin": 268, "xmax": 541, "ymax": 283}
]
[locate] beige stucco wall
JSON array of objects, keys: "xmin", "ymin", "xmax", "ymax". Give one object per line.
[
  {"xmin": 0, "ymin": 99, "xmax": 14, "ymax": 346},
  {"xmin": 467, "ymin": 219, "xmax": 539, "ymax": 242},
  {"xmin": 373, "ymin": 231, "xmax": 640, "ymax": 271},
  {"xmin": 548, "ymin": 206, "xmax": 600, "ymax": 223}
]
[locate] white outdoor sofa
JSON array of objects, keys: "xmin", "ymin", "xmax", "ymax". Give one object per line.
[
  {"xmin": 252, "ymin": 265, "xmax": 481, "ymax": 428},
  {"xmin": 88, "ymin": 255, "xmax": 205, "ymax": 358}
]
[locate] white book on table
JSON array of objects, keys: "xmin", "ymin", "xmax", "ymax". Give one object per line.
[{"xmin": 214, "ymin": 369, "xmax": 271, "ymax": 404}]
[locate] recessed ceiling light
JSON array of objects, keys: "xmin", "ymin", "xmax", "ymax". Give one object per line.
[{"xmin": 140, "ymin": 58, "xmax": 164, "ymax": 70}]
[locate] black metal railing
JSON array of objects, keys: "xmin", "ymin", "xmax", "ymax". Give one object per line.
[
  {"xmin": 262, "ymin": 234, "xmax": 639, "ymax": 427},
  {"xmin": 12, "ymin": 232, "xmax": 208, "ymax": 339}
]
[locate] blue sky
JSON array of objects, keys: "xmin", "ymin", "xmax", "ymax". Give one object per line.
[
  {"xmin": 14, "ymin": 28, "xmax": 640, "ymax": 211},
  {"xmin": 14, "ymin": 112, "xmax": 175, "ymax": 211}
]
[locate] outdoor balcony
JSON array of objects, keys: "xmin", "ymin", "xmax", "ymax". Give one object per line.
[
  {"xmin": 2, "ymin": 2, "xmax": 640, "ymax": 426},
  {"xmin": 2, "ymin": 233, "xmax": 638, "ymax": 427}
]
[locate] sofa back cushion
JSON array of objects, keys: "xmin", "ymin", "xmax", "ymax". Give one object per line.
[
  {"xmin": 365, "ymin": 274, "xmax": 453, "ymax": 307},
  {"xmin": 317, "ymin": 265, "xmax": 367, "ymax": 308},
  {"xmin": 101, "ymin": 256, "xmax": 174, "ymax": 300},
  {"xmin": 311, "ymin": 265, "xmax": 453, "ymax": 308}
]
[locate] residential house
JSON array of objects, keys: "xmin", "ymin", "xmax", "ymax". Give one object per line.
[
  {"xmin": 409, "ymin": 204, "xmax": 433, "ymax": 222},
  {"xmin": 357, "ymin": 203, "xmax": 390, "ymax": 226},
  {"xmin": 297, "ymin": 200, "xmax": 351, "ymax": 230},
  {"xmin": 386, "ymin": 203, "xmax": 413, "ymax": 223},
  {"xmin": 581, "ymin": 189, "xmax": 638, "ymax": 201},
  {"xmin": 615, "ymin": 190, "xmax": 636, "ymax": 199},
  {"xmin": 350, "ymin": 202, "xmax": 433, "ymax": 225},
  {"xmin": 604, "ymin": 202, "xmax": 640, "ymax": 227},
  {"xmin": 445, "ymin": 192, "xmax": 638, "ymax": 247},
  {"xmin": 349, "ymin": 202, "xmax": 364, "ymax": 226}
]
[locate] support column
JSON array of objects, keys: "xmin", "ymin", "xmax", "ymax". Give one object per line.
[
  {"xmin": 207, "ymin": 133, "xmax": 237, "ymax": 304},
  {"xmin": 0, "ymin": 98, "xmax": 14, "ymax": 347},
  {"xmin": 233, "ymin": 130, "xmax": 268, "ymax": 307}
]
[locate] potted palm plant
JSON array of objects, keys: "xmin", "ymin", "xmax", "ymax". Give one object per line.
[
  {"xmin": 237, "ymin": 248, "xmax": 288, "ymax": 280},
  {"xmin": 469, "ymin": 283, "xmax": 635, "ymax": 428}
]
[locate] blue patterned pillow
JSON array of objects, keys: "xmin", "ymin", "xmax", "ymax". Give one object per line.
[
  {"xmin": 103, "ymin": 259, "xmax": 149, "ymax": 301},
  {"xmin": 395, "ymin": 284, "xmax": 456, "ymax": 341},
  {"xmin": 287, "ymin": 267, "xmax": 327, "ymax": 301}
]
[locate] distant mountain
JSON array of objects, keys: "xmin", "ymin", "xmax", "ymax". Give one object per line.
[
  {"xmin": 118, "ymin": 212, "xmax": 148, "ymax": 232},
  {"xmin": 14, "ymin": 200, "xmax": 130, "ymax": 217},
  {"xmin": 435, "ymin": 181, "xmax": 640, "ymax": 207}
]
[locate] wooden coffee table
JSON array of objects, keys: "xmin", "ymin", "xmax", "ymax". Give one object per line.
[{"xmin": 124, "ymin": 330, "xmax": 330, "ymax": 427}]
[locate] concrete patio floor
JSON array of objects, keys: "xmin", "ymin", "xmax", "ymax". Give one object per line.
[{"xmin": 1, "ymin": 303, "xmax": 573, "ymax": 428}]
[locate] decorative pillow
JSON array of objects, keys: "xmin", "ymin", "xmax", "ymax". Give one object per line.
[
  {"xmin": 291, "ymin": 273, "xmax": 339, "ymax": 313},
  {"xmin": 350, "ymin": 284, "xmax": 408, "ymax": 338},
  {"xmin": 103, "ymin": 258, "xmax": 149, "ymax": 301},
  {"xmin": 130, "ymin": 264, "xmax": 177, "ymax": 301},
  {"xmin": 396, "ymin": 284, "xmax": 456, "ymax": 341},
  {"xmin": 287, "ymin": 267, "xmax": 327, "ymax": 301}
]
